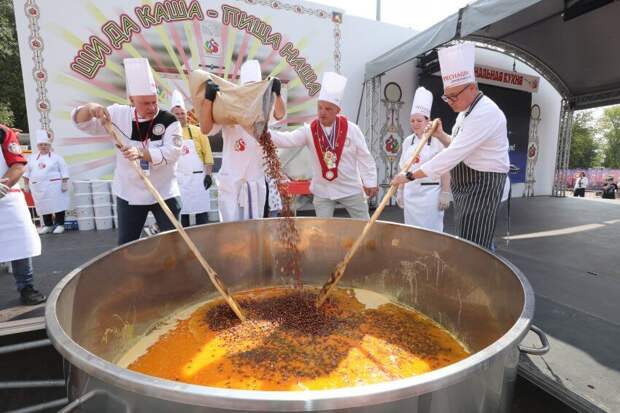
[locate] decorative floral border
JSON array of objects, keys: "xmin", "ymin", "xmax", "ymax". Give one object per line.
[
  {"xmin": 24, "ymin": 0, "xmax": 53, "ymax": 139},
  {"xmin": 236, "ymin": 0, "xmax": 342, "ymax": 73}
]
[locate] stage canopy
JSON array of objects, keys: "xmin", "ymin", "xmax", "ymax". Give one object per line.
[{"xmin": 364, "ymin": 0, "xmax": 620, "ymax": 110}]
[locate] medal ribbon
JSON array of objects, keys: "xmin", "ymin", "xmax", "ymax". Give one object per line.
[
  {"xmin": 311, "ymin": 115, "xmax": 348, "ymax": 181},
  {"xmin": 134, "ymin": 109, "xmax": 156, "ymax": 151}
]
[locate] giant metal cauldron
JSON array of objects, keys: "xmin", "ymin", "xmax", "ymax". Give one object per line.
[{"xmin": 46, "ymin": 218, "xmax": 546, "ymax": 412}]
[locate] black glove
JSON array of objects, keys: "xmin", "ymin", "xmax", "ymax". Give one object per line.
[
  {"xmin": 203, "ymin": 174, "xmax": 213, "ymax": 190},
  {"xmin": 204, "ymin": 80, "xmax": 219, "ymax": 102},
  {"xmin": 271, "ymin": 78, "xmax": 281, "ymax": 96}
]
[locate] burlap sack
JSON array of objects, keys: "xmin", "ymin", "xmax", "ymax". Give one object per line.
[{"xmin": 189, "ymin": 69, "xmax": 274, "ymax": 137}]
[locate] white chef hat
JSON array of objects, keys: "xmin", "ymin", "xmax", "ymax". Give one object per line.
[
  {"xmin": 35, "ymin": 129, "xmax": 51, "ymax": 145},
  {"xmin": 170, "ymin": 89, "xmax": 186, "ymax": 111},
  {"xmin": 438, "ymin": 42, "xmax": 476, "ymax": 89},
  {"xmin": 410, "ymin": 87, "xmax": 433, "ymax": 118},
  {"xmin": 240, "ymin": 59, "xmax": 262, "ymax": 85},
  {"xmin": 318, "ymin": 72, "xmax": 347, "ymax": 108},
  {"xmin": 124, "ymin": 58, "xmax": 157, "ymax": 96}
]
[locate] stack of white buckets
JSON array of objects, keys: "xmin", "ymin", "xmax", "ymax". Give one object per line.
[{"xmin": 72, "ymin": 180, "xmax": 116, "ymax": 231}]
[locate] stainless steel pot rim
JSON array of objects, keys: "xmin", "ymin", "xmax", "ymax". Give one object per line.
[{"xmin": 45, "ymin": 218, "xmax": 535, "ymax": 411}]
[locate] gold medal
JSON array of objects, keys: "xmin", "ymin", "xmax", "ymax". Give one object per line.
[{"xmin": 323, "ymin": 150, "xmax": 337, "ymax": 169}]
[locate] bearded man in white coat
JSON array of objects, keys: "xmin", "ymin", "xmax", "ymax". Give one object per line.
[
  {"xmin": 199, "ymin": 59, "xmax": 286, "ymax": 222},
  {"xmin": 72, "ymin": 58, "xmax": 183, "ymax": 245},
  {"xmin": 23, "ymin": 129, "xmax": 70, "ymax": 234},
  {"xmin": 396, "ymin": 87, "xmax": 451, "ymax": 231},
  {"xmin": 268, "ymin": 72, "xmax": 378, "ymax": 219}
]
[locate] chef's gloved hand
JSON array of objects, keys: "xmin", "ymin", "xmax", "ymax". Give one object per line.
[
  {"xmin": 203, "ymin": 174, "xmax": 213, "ymax": 190},
  {"xmin": 271, "ymin": 78, "xmax": 282, "ymax": 96},
  {"xmin": 204, "ymin": 80, "xmax": 219, "ymax": 102},
  {"xmin": 396, "ymin": 186, "xmax": 404, "ymax": 209},
  {"xmin": 0, "ymin": 178, "xmax": 9, "ymax": 199},
  {"xmin": 61, "ymin": 180, "xmax": 69, "ymax": 192},
  {"xmin": 438, "ymin": 191, "xmax": 452, "ymax": 211}
]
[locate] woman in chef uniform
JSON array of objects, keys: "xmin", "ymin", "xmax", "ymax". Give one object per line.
[
  {"xmin": 23, "ymin": 129, "xmax": 70, "ymax": 234},
  {"xmin": 397, "ymin": 87, "xmax": 451, "ymax": 231},
  {"xmin": 170, "ymin": 90, "xmax": 213, "ymax": 227}
]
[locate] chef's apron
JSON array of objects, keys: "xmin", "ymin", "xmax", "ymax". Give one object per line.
[
  {"xmin": 449, "ymin": 93, "xmax": 507, "ymax": 249},
  {"xmin": 217, "ymin": 125, "xmax": 266, "ymax": 222},
  {"xmin": 401, "ymin": 135, "xmax": 444, "ymax": 231},
  {"xmin": 0, "ymin": 155, "xmax": 41, "ymax": 262},
  {"xmin": 29, "ymin": 154, "xmax": 69, "ymax": 215},
  {"xmin": 177, "ymin": 136, "xmax": 210, "ymax": 214}
]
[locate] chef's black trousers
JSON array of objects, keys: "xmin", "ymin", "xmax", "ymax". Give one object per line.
[{"xmin": 116, "ymin": 196, "xmax": 181, "ymax": 245}]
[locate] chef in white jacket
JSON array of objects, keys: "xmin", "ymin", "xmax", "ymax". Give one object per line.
[
  {"xmin": 23, "ymin": 129, "xmax": 70, "ymax": 234},
  {"xmin": 72, "ymin": 58, "xmax": 183, "ymax": 245},
  {"xmin": 0, "ymin": 124, "xmax": 46, "ymax": 305},
  {"xmin": 170, "ymin": 89, "xmax": 213, "ymax": 227},
  {"xmin": 199, "ymin": 59, "xmax": 286, "ymax": 222},
  {"xmin": 392, "ymin": 43, "xmax": 509, "ymax": 249},
  {"xmin": 269, "ymin": 72, "xmax": 378, "ymax": 219},
  {"xmin": 396, "ymin": 87, "xmax": 451, "ymax": 231}
]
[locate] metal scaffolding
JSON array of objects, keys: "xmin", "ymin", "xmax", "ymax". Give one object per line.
[{"xmin": 552, "ymin": 100, "xmax": 574, "ymax": 197}]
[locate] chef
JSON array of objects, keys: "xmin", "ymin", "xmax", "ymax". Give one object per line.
[
  {"xmin": 392, "ymin": 42, "xmax": 509, "ymax": 249},
  {"xmin": 396, "ymin": 87, "xmax": 451, "ymax": 231},
  {"xmin": 199, "ymin": 59, "xmax": 286, "ymax": 222},
  {"xmin": 268, "ymin": 72, "xmax": 378, "ymax": 219},
  {"xmin": 23, "ymin": 129, "xmax": 70, "ymax": 234},
  {"xmin": 170, "ymin": 89, "xmax": 214, "ymax": 227},
  {"xmin": 72, "ymin": 58, "xmax": 183, "ymax": 245},
  {"xmin": 0, "ymin": 124, "xmax": 46, "ymax": 305}
]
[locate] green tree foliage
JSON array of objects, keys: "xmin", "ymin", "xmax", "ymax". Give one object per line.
[
  {"xmin": 0, "ymin": 0, "xmax": 27, "ymax": 130},
  {"xmin": 600, "ymin": 106, "xmax": 620, "ymax": 168},
  {"xmin": 569, "ymin": 111, "xmax": 598, "ymax": 168}
]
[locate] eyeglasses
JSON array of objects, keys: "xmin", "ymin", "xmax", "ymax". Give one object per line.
[{"xmin": 441, "ymin": 84, "xmax": 470, "ymax": 103}]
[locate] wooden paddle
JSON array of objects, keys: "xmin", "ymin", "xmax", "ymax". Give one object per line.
[
  {"xmin": 316, "ymin": 119, "xmax": 439, "ymax": 308},
  {"xmin": 103, "ymin": 121, "xmax": 246, "ymax": 321}
]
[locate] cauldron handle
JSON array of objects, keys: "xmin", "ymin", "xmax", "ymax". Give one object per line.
[
  {"xmin": 519, "ymin": 324, "xmax": 550, "ymax": 355},
  {"xmin": 59, "ymin": 389, "xmax": 130, "ymax": 413}
]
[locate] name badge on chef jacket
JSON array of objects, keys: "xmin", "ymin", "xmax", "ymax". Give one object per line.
[{"xmin": 140, "ymin": 159, "xmax": 150, "ymax": 176}]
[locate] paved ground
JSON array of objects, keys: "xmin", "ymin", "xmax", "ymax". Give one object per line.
[{"xmin": 1, "ymin": 195, "xmax": 618, "ymax": 411}]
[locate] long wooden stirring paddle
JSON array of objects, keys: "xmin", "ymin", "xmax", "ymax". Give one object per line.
[
  {"xmin": 103, "ymin": 121, "xmax": 246, "ymax": 321},
  {"xmin": 316, "ymin": 119, "xmax": 439, "ymax": 308}
]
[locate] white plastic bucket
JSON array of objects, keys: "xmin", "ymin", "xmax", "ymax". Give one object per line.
[
  {"xmin": 76, "ymin": 217, "xmax": 95, "ymax": 231},
  {"xmin": 72, "ymin": 181, "xmax": 91, "ymax": 194},
  {"xmin": 93, "ymin": 204, "xmax": 112, "ymax": 218},
  {"xmin": 95, "ymin": 216, "xmax": 114, "ymax": 230},
  {"xmin": 91, "ymin": 180, "xmax": 111, "ymax": 193},
  {"xmin": 92, "ymin": 192, "xmax": 111, "ymax": 205},
  {"xmin": 75, "ymin": 206, "xmax": 94, "ymax": 218},
  {"xmin": 72, "ymin": 193, "xmax": 92, "ymax": 207}
]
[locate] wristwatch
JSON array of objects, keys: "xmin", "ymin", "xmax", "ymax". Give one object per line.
[{"xmin": 405, "ymin": 171, "xmax": 415, "ymax": 181}]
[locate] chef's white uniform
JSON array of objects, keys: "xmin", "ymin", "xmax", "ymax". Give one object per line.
[
  {"xmin": 209, "ymin": 124, "xmax": 266, "ymax": 222},
  {"xmin": 398, "ymin": 134, "xmax": 445, "ymax": 231},
  {"xmin": 0, "ymin": 127, "xmax": 41, "ymax": 263},
  {"xmin": 72, "ymin": 104, "xmax": 182, "ymax": 205},
  {"xmin": 72, "ymin": 104, "xmax": 182, "ymax": 244},
  {"xmin": 269, "ymin": 120, "xmax": 377, "ymax": 218},
  {"xmin": 24, "ymin": 152, "xmax": 70, "ymax": 216},
  {"xmin": 177, "ymin": 124, "xmax": 212, "ymax": 215}
]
